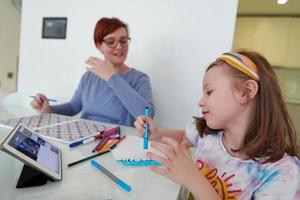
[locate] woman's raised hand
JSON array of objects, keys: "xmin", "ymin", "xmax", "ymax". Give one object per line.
[
  {"xmin": 30, "ymin": 93, "xmax": 51, "ymax": 113},
  {"xmin": 134, "ymin": 115, "xmax": 161, "ymax": 141},
  {"xmin": 85, "ymin": 56, "xmax": 116, "ymax": 80}
]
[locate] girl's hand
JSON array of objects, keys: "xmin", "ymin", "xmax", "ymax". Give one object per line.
[
  {"xmin": 30, "ymin": 93, "xmax": 51, "ymax": 113},
  {"xmin": 147, "ymin": 137, "xmax": 200, "ymax": 188},
  {"xmin": 134, "ymin": 115, "xmax": 161, "ymax": 141},
  {"xmin": 85, "ymin": 56, "xmax": 116, "ymax": 80}
]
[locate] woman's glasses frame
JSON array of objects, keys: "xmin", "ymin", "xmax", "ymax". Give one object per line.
[{"xmin": 102, "ymin": 37, "xmax": 131, "ymax": 48}]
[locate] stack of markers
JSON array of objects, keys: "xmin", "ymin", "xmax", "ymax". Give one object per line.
[
  {"xmin": 67, "ymin": 126, "xmax": 126, "ymax": 167},
  {"xmin": 92, "ymin": 126, "xmax": 122, "ymax": 153},
  {"xmin": 69, "ymin": 126, "xmax": 122, "ymax": 150}
]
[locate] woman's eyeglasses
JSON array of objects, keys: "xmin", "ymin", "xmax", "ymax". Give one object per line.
[{"xmin": 102, "ymin": 37, "xmax": 131, "ymax": 48}]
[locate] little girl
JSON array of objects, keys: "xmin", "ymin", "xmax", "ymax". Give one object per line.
[{"xmin": 134, "ymin": 50, "xmax": 300, "ymax": 199}]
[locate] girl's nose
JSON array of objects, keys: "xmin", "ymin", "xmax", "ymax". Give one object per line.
[{"xmin": 198, "ymin": 98, "xmax": 204, "ymax": 107}]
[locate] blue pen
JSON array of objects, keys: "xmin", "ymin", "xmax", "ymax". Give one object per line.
[
  {"xmin": 91, "ymin": 160, "xmax": 131, "ymax": 192},
  {"xmin": 30, "ymin": 95, "xmax": 57, "ymax": 102},
  {"xmin": 143, "ymin": 107, "xmax": 149, "ymax": 150}
]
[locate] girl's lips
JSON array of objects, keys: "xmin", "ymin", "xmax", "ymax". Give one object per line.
[{"xmin": 202, "ymin": 111, "xmax": 209, "ymax": 117}]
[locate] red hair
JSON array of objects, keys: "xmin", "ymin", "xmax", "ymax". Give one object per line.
[{"xmin": 93, "ymin": 17, "xmax": 129, "ymax": 46}]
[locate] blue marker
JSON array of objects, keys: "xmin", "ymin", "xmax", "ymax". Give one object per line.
[
  {"xmin": 30, "ymin": 95, "xmax": 57, "ymax": 102},
  {"xmin": 143, "ymin": 107, "xmax": 149, "ymax": 150},
  {"xmin": 69, "ymin": 132, "xmax": 103, "ymax": 148},
  {"xmin": 91, "ymin": 160, "xmax": 131, "ymax": 192},
  {"xmin": 69, "ymin": 137, "xmax": 90, "ymax": 148}
]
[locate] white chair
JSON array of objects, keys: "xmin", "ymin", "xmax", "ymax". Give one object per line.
[
  {"xmin": 0, "ymin": 92, "xmax": 33, "ymax": 108},
  {"xmin": 0, "ymin": 92, "xmax": 37, "ymax": 117},
  {"xmin": 0, "ymin": 90, "xmax": 11, "ymax": 100}
]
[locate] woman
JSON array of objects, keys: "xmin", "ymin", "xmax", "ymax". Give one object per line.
[{"xmin": 31, "ymin": 17, "xmax": 154, "ymax": 126}]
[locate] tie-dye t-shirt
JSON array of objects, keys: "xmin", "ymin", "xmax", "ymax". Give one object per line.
[{"xmin": 186, "ymin": 123, "xmax": 300, "ymax": 200}]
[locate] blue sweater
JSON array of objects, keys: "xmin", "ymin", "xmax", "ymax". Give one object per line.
[{"xmin": 50, "ymin": 70, "xmax": 154, "ymax": 126}]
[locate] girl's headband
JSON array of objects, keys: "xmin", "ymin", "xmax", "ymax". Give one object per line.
[{"xmin": 217, "ymin": 52, "xmax": 259, "ymax": 81}]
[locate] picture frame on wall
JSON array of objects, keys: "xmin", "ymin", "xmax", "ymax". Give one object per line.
[{"xmin": 42, "ymin": 17, "xmax": 67, "ymax": 39}]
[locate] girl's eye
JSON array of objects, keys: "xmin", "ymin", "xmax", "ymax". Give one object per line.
[{"xmin": 206, "ymin": 90, "xmax": 213, "ymax": 95}]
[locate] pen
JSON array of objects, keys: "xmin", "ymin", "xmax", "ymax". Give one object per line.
[
  {"xmin": 143, "ymin": 107, "xmax": 149, "ymax": 149},
  {"xmin": 29, "ymin": 95, "xmax": 57, "ymax": 102},
  {"xmin": 91, "ymin": 160, "xmax": 131, "ymax": 192},
  {"xmin": 67, "ymin": 135, "xmax": 126, "ymax": 167}
]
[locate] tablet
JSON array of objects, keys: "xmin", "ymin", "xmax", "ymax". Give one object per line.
[{"xmin": 0, "ymin": 124, "xmax": 62, "ymax": 181}]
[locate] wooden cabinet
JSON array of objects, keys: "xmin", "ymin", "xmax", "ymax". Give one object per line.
[
  {"xmin": 233, "ymin": 17, "xmax": 300, "ymax": 68},
  {"xmin": 232, "ymin": 17, "xmax": 256, "ymax": 51},
  {"xmin": 286, "ymin": 18, "xmax": 300, "ymax": 68},
  {"xmin": 253, "ymin": 17, "xmax": 291, "ymax": 66}
]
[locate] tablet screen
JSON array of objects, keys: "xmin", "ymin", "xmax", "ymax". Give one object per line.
[{"xmin": 8, "ymin": 125, "xmax": 60, "ymax": 174}]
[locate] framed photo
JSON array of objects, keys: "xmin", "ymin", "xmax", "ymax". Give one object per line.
[{"xmin": 42, "ymin": 17, "xmax": 67, "ymax": 39}]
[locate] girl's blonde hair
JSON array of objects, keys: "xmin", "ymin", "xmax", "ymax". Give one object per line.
[{"xmin": 194, "ymin": 50, "xmax": 298, "ymax": 163}]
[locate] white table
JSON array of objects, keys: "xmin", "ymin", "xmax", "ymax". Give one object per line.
[{"xmin": 0, "ymin": 105, "xmax": 180, "ymax": 200}]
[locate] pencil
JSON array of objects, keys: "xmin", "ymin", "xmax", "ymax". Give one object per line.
[
  {"xmin": 67, "ymin": 150, "xmax": 110, "ymax": 167},
  {"xmin": 67, "ymin": 135, "xmax": 126, "ymax": 167}
]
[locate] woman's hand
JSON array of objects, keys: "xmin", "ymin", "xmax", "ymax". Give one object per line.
[
  {"xmin": 147, "ymin": 137, "xmax": 200, "ymax": 188},
  {"xmin": 30, "ymin": 93, "xmax": 51, "ymax": 113},
  {"xmin": 134, "ymin": 115, "xmax": 161, "ymax": 141},
  {"xmin": 85, "ymin": 56, "xmax": 116, "ymax": 80}
]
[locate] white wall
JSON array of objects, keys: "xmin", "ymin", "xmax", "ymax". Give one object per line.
[
  {"xmin": 18, "ymin": 0, "xmax": 238, "ymax": 128},
  {"xmin": 0, "ymin": 0, "xmax": 20, "ymax": 93}
]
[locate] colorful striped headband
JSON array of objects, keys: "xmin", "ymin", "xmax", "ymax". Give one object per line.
[{"xmin": 217, "ymin": 52, "xmax": 259, "ymax": 81}]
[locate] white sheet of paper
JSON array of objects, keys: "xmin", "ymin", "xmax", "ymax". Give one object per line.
[{"xmin": 112, "ymin": 135, "xmax": 164, "ymax": 161}]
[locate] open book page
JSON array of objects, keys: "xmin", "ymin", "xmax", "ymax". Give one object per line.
[{"xmin": 112, "ymin": 135, "xmax": 163, "ymax": 167}]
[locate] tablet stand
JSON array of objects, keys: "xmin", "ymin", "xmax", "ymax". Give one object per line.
[{"xmin": 16, "ymin": 164, "xmax": 54, "ymax": 188}]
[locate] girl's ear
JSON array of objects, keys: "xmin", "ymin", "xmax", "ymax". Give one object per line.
[{"xmin": 241, "ymin": 80, "xmax": 259, "ymax": 104}]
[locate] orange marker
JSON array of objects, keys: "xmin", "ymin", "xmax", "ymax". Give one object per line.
[
  {"xmin": 92, "ymin": 137, "xmax": 110, "ymax": 153},
  {"xmin": 98, "ymin": 139, "xmax": 116, "ymax": 152}
]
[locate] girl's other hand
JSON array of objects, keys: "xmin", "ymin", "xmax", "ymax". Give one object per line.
[
  {"xmin": 30, "ymin": 93, "xmax": 51, "ymax": 113},
  {"xmin": 134, "ymin": 115, "xmax": 161, "ymax": 141},
  {"xmin": 147, "ymin": 137, "xmax": 199, "ymax": 188}
]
